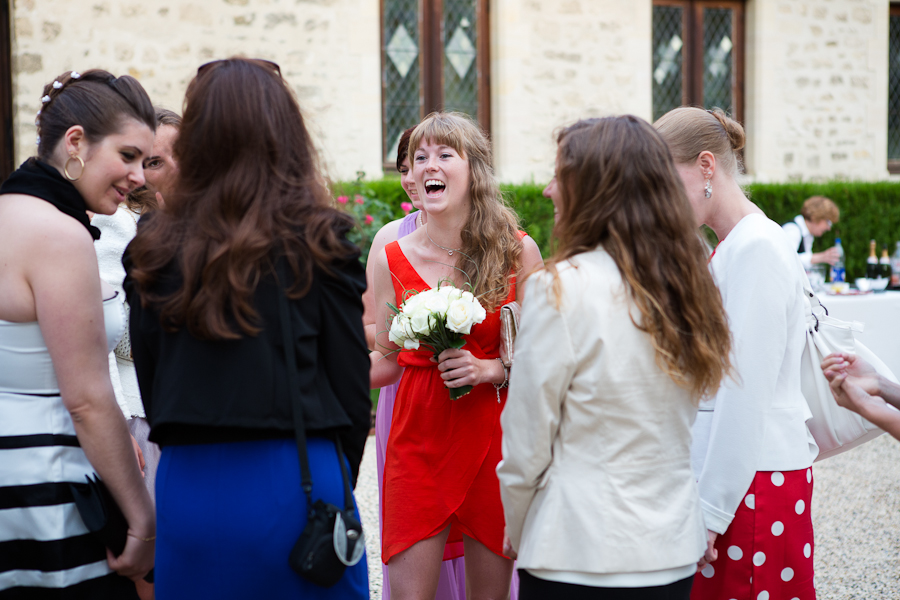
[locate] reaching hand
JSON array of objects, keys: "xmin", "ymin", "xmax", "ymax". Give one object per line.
[
  {"xmin": 697, "ymin": 530, "xmax": 718, "ymax": 572},
  {"xmin": 826, "ymin": 370, "xmax": 888, "ymax": 419},
  {"xmin": 821, "ymin": 353, "xmax": 880, "ymax": 396},
  {"xmin": 502, "ymin": 526, "xmax": 517, "ymax": 560},
  {"xmin": 813, "ymin": 247, "xmax": 841, "ymax": 266},
  {"xmin": 130, "ymin": 435, "xmax": 146, "ymax": 477}
]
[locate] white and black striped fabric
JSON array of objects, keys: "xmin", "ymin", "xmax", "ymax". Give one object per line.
[{"xmin": 0, "ymin": 298, "xmax": 136, "ymax": 598}]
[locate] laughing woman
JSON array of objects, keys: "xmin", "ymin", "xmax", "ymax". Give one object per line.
[{"xmin": 371, "ymin": 112, "xmax": 543, "ymax": 600}]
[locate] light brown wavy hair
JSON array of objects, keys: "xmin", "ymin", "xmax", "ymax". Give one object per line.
[
  {"xmin": 409, "ymin": 112, "xmax": 521, "ymax": 309},
  {"xmin": 548, "ymin": 116, "xmax": 731, "ymax": 399},
  {"xmin": 127, "ymin": 58, "xmax": 357, "ymax": 340}
]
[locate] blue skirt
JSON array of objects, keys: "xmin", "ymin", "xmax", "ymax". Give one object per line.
[{"xmin": 155, "ymin": 437, "xmax": 369, "ymax": 599}]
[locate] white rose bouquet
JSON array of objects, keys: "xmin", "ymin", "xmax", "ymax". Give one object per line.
[{"xmin": 387, "ymin": 281, "xmax": 487, "ymax": 400}]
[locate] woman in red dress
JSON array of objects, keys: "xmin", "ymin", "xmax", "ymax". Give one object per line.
[{"xmin": 371, "ymin": 112, "xmax": 543, "ymax": 599}]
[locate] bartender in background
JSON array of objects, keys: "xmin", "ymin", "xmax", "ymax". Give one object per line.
[{"xmin": 782, "ymin": 195, "xmax": 841, "ymax": 268}]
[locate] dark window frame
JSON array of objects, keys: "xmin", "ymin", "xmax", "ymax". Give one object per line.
[
  {"xmin": 889, "ymin": 3, "xmax": 900, "ymax": 175},
  {"xmin": 0, "ymin": 1, "xmax": 12, "ymax": 181},
  {"xmin": 380, "ymin": 0, "xmax": 490, "ymax": 170},
  {"xmin": 653, "ymin": 0, "xmax": 745, "ymax": 125}
]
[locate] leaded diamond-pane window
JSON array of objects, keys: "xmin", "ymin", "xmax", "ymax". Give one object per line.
[
  {"xmin": 381, "ymin": 0, "xmax": 490, "ymax": 166},
  {"xmin": 653, "ymin": 5, "xmax": 684, "ymax": 122},
  {"xmin": 651, "ymin": 1, "xmax": 744, "ymax": 124},
  {"xmin": 703, "ymin": 8, "xmax": 734, "ymax": 114},
  {"xmin": 383, "ymin": 0, "xmax": 421, "ymax": 167},
  {"xmin": 889, "ymin": 6, "xmax": 900, "ymax": 170},
  {"xmin": 443, "ymin": 1, "xmax": 478, "ymax": 119}
]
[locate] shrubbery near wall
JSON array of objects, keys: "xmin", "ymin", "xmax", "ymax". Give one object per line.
[{"xmin": 336, "ymin": 178, "xmax": 900, "ymax": 281}]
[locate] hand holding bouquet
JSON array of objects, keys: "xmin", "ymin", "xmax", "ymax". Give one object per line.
[{"xmin": 388, "ymin": 283, "xmax": 487, "ymax": 399}]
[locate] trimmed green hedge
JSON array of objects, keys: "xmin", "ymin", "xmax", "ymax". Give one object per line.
[
  {"xmin": 746, "ymin": 182, "xmax": 900, "ymax": 280},
  {"xmin": 340, "ymin": 178, "xmax": 900, "ymax": 281}
]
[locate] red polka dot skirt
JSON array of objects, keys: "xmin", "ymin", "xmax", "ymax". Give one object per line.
[{"xmin": 691, "ymin": 469, "xmax": 815, "ymax": 600}]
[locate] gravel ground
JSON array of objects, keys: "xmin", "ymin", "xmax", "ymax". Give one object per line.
[{"xmin": 356, "ymin": 433, "xmax": 900, "ymax": 600}]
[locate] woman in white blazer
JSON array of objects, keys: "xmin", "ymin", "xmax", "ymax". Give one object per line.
[
  {"xmin": 655, "ymin": 108, "xmax": 820, "ymax": 600},
  {"xmin": 497, "ymin": 115, "xmax": 732, "ymax": 600}
]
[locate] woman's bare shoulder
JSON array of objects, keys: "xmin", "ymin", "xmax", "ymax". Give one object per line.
[{"xmin": 0, "ymin": 194, "xmax": 94, "ymax": 257}]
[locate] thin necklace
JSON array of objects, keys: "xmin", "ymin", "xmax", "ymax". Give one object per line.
[{"xmin": 424, "ymin": 224, "xmax": 460, "ymax": 256}]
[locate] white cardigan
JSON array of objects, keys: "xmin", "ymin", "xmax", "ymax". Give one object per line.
[
  {"xmin": 497, "ymin": 248, "xmax": 706, "ymax": 579},
  {"xmin": 693, "ymin": 214, "xmax": 818, "ymax": 535},
  {"xmin": 91, "ymin": 206, "xmax": 145, "ymax": 419}
]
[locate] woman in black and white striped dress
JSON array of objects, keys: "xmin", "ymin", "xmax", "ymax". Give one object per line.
[{"xmin": 0, "ymin": 69, "xmax": 156, "ymax": 596}]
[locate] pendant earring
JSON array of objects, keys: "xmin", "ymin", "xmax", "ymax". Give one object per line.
[
  {"xmin": 64, "ymin": 154, "xmax": 84, "ymax": 182},
  {"xmin": 704, "ymin": 178, "xmax": 712, "ymax": 199}
]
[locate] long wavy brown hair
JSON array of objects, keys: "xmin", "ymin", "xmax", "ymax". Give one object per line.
[
  {"xmin": 548, "ymin": 116, "xmax": 731, "ymax": 399},
  {"xmin": 127, "ymin": 58, "xmax": 356, "ymax": 340},
  {"xmin": 409, "ymin": 112, "xmax": 522, "ymax": 309}
]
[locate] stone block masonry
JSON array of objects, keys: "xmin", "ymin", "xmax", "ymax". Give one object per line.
[{"xmin": 10, "ymin": 0, "xmax": 383, "ymax": 181}]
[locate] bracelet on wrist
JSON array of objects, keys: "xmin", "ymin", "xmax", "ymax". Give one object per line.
[
  {"xmin": 493, "ymin": 357, "xmax": 510, "ymax": 402},
  {"xmin": 128, "ymin": 532, "xmax": 156, "ymax": 543}
]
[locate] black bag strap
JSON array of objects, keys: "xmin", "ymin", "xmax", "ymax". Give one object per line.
[{"xmin": 275, "ymin": 259, "xmax": 354, "ymax": 512}]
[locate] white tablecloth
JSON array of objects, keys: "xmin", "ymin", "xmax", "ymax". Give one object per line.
[{"xmin": 818, "ymin": 291, "xmax": 900, "ymax": 378}]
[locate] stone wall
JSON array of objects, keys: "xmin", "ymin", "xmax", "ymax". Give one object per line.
[
  {"xmin": 10, "ymin": 0, "xmax": 383, "ymax": 181},
  {"xmin": 8, "ymin": 0, "xmax": 894, "ymax": 183},
  {"xmin": 745, "ymin": 0, "xmax": 890, "ymax": 181},
  {"xmin": 491, "ymin": 0, "xmax": 653, "ymax": 183}
]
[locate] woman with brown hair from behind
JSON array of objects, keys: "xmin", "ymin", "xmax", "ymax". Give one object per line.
[
  {"xmin": 498, "ymin": 115, "xmax": 731, "ymax": 599},
  {"xmin": 655, "ymin": 107, "xmax": 819, "ymax": 600},
  {"xmin": 125, "ymin": 58, "xmax": 370, "ymax": 598}
]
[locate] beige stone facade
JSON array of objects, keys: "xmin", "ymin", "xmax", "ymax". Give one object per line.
[
  {"xmin": 745, "ymin": 0, "xmax": 890, "ymax": 182},
  {"xmin": 490, "ymin": 0, "xmax": 652, "ymax": 183},
  {"xmin": 7, "ymin": 0, "xmax": 896, "ymax": 182},
  {"xmin": 11, "ymin": 0, "xmax": 383, "ymax": 181}
]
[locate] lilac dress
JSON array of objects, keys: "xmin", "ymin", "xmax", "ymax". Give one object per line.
[{"xmin": 376, "ymin": 212, "xmax": 519, "ymax": 600}]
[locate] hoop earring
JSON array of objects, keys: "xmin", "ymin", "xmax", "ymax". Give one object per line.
[
  {"xmin": 64, "ymin": 155, "xmax": 84, "ymax": 182},
  {"xmin": 704, "ymin": 178, "xmax": 712, "ymax": 199}
]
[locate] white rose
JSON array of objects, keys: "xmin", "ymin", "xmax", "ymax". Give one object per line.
[
  {"xmin": 446, "ymin": 297, "xmax": 487, "ymax": 335},
  {"xmin": 401, "ymin": 291, "xmax": 426, "ymax": 314},
  {"xmin": 408, "ymin": 308, "xmax": 434, "ymax": 336},
  {"xmin": 437, "ymin": 285, "xmax": 463, "ymax": 302},
  {"xmin": 388, "ymin": 314, "xmax": 413, "ymax": 347},
  {"xmin": 422, "ymin": 292, "xmax": 450, "ymax": 316}
]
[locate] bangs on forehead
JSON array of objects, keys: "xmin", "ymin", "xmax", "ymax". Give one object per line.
[{"xmin": 409, "ymin": 114, "xmax": 467, "ymax": 157}]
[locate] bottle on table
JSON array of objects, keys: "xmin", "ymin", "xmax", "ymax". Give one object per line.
[
  {"xmin": 831, "ymin": 238, "xmax": 845, "ymax": 282},
  {"xmin": 880, "ymin": 245, "xmax": 892, "ymax": 281},
  {"xmin": 866, "ymin": 239, "xmax": 879, "ymax": 279},
  {"xmin": 891, "ymin": 242, "xmax": 900, "ymax": 287}
]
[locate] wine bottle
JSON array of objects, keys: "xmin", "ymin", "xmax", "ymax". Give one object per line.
[
  {"xmin": 831, "ymin": 239, "xmax": 845, "ymax": 282},
  {"xmin": 866, "ymin": 239, "xmax": 878, "ymax": 279},
  {"xmin": 880, "ymin": 245, "xmax": 892, "ymax": 281},
  {"xmin": 891, "ymin": 242, "xmax": 900, "ymax": 287}
]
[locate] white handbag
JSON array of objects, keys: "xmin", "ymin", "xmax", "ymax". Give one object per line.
[{"xmin": 800, "ymin": 278, "xmax": 898, "ymax": 461}]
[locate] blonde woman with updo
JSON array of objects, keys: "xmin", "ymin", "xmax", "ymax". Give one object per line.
[
  {"xmin": 655, "ymin": 108, "xmax": 819, "ymax": 600},
  {"xmin": 371, "ymin": 112, "xmax": 543, "ymax": 599}
]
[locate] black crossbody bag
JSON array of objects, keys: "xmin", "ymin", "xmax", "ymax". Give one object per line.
[{"xmin": 276, "ymin": 261, "xmax": 365, "ymax": 587}]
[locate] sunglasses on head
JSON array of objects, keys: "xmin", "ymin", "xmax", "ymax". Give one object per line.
[{"xmin": 196, "ymin": 58, "xmax": 281, "ymax": 77}]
